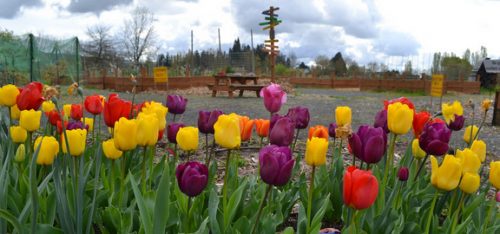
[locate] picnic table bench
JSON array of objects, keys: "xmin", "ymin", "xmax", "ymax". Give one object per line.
[{"xmin": 208, "ymin": 74, "xmax": 264, "ymax": 98}]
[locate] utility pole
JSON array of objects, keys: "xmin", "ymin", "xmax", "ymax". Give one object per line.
[
  {"xmin": 218, "ymin": 28, "xmax": 221, "ymax": 53},
  {"xmin": 251, "ymin": 29, "xmax": 255, "ymax": 74}
]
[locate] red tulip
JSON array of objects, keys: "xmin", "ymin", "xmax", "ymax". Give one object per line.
[
  {"xmin": 413, "ymin": 111, "xmax": 431, "ymax": 138},
  {"xmin": 16, "ymin": 82, "xmax": 44, "ymax": 111},
  {"xmin": 343, "ymin": 166, "xmax": 379, "ymax": 210},
  {"xmin": 56, "ymin": 120, "xmax": 69, "ymax": 134},
  {"xmin": 47, "ymin": 110, "xmax": 61, "ymax": 126},
  {"xmin": 84, "ymin": 95, "xmax": 103, "ymax": 115},
  {"xmin": 103, "ymin": 94, "xmax": 132, "ymax": 128},
  {"xmin": 70, "ymin": 104, "xmax": 83, "ymax": 121}
]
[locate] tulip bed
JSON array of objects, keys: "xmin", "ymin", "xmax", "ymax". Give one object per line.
[{"xmin": 0, "ymin": 82, "xmax": 499, "ymax": 234}]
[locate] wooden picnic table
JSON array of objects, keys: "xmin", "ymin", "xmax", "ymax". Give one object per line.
[{"xmin": 208, "ymin": 74, "xmax": 264, "ymax": 98}]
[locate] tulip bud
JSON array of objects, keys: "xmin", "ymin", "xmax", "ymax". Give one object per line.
[
  {"xmin": 387, "ymin": 102, "xmax": 414, "ymax": 135},
  {"xmin": 255, "ymin": 119, "xmax": 270, "ymax": 138},
  {"xmin": 260, "ymin": 83, "xmax": 287, "ymax": 113},
  {"xmin": 286, "ymin": 106, "xmax": 310, "ymax": 129},
  {"xmin": 343, "ymin": 166, "xmax": 379, "ymax": 210},
  {"xmin": 489, "ymin": 161, "xmax": 500, "ymax": 190},
  {"xmin": 335, "ymin": 106, "xmax": 352, "ymax": 127},
  {"xmin": 176, "ymin": 161, "xmax": 208, "ymax": 197},
  {"xmin": 34, "ymin": 136, "xmax": 59, "ymax": 165},
  {"xmin": 373, "ymin": 109, "xmax": 389, "ymax": 133},
  {"xmin": 176, "ymin": 126, "xmax": 199, "ymax": 151},
  {"xmin": 0, "ymin": 84, "xmax": 20, "ymax": 107},
  {"xmin": 61, "ymin": 129, "xmax": 87, "ymax": 156},
  {"xmin": 259, "ymin": 145, "xmax": 294, "ymax": 186},
  {"xmin": 10, "ymin": 126, "xmax": 27, "ymax": 143},
  {"xmin": 19, "ymin": 110, "xmax": 42, "ymax": 132},
  {"xmin": 470, "ymin": 140, "xmax": 486, "ymax": 162},
  {"xmin": 305, "ymin": 137, "xmax": 328, "ymax": 166},
  {"xmin": 348, "ymin": 125, "xmax": 387, "ymax": 164},
  {"xmin": 269, "ymin": 117, "xmax": 294, "ymax": 146},
  {"xmin": 14, "ymin": 144, "xmax": 26, "ymax": 163},
  {"xmin": 328, "ymin": 123, "xmax": 337, "ymax": 138},
  {"xmin": 166, "ymin": 95, "xmax": 188, "ymax": 115},
  {"xmin": 114, "ymin": 117, "xmax": 138, "ymax": 151},
  {"xmin": 463, "ymin": 125, "xmax": 479, "ymax": 144},
  {"xmin": 459, "ymin": 172, "xmax": 480, "ymax": 194},
  {"xmin": 397, "ymin": 167, "xmax": 409, "ymax": 181},
  {"xmin": 198, "ymin": 109, "xmax": 223, "ymax": 134}
]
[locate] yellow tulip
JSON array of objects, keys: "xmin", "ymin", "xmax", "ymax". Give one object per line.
[
  {"xmin": 335, "ymin": 106, "xmax": 352, "ymax": 126},
  {"xmin": 430, "ymin": 155, "xmax": 463, "ymax": 191},
  {"xmin": 114, "ymin": 117, "xmax": 138, "ymax": 151},
  {"xmin": 470, "ymin": 140, "xmax": 486, "ymax": 162},
  {"xmin": 481, "ymin": 99, "xmax": 492, "ymax": 112},
  {"xmin": 61, "ymin": 129, "xmax": 87, "ymax": 156},
  {"xmin": 42, "ymin": 101, "xmax": 56, "ymax": 113},
  {"xmin": 455, "ymin": 148, "xmax": 481, "ymax": 174},
  {"xmin": 34, "ymin": 136, "xmax": 59, "ymax": 165},
  {"xmin": 10, "ymin": 126, "xmax": 27, "ymax": 143},
  {"xmin": 14, "ymin": 144, "xmax": 26, "ymax": 163},
  {"xmin": 463, "ymin": 125, "xmax": 479, "ymax": 144},
  {"xmin": 63, "ymin": 104, "xmax": 71, "ymax": 119},
  {"xmin": 136, "ymin": 112, "xmax": 159, "ymax": 146},
  {"xmin": 83, "ymin": 117, "xmax": 94, "ymax": 132},
  {"xmin": 214, "ymin": 114, "xmax": 241, "ymax": 149},
  {"xmin": 11, "ymin": 105, "xmax": 21, "ymax": 120},
  {"xmin": 0, "ymin": 84, "xmax": 20, "ymax": 107},
  {"xmin": 141, "ymin": 101, "xmax": 168, "ymax": 130},
  {"xmin": 387, "ymin": 102, "xmax": 414, "ymax": 135},
  {"xmin": 441, "ymin": 101, "xmax": 463, "ymax": 124},
  {"xmin": 459, "ymin": 172, "xmax": 480, "ymax": 194},
  {"xmin": 412, "ymin": 139, "xmax": 426, "ymax": 159},
  {"xmin": 176, "ymin": 126, "xmax": 199, "ymax": 151},
  {"xmin": 489, "ymin": 161, "xmax": 500, "ymax": 189},
  {"xmin": 19, "ymin": 110, "xmax": 41, "ymax": 132},
  {"xmin": 102, "ymin": 139, "xmax": 123, "ymax": 160},
  {"xmin": 305, "ymin": 137, "xmax": 328, "ymax": 166}
]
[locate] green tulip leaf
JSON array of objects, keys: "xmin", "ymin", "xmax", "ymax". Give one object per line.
[
  {"xmin": 208, "ymin": 187, "xmax": 221, "ymax": 234},
  {"xmin": 129, "ymin": 172, "xmax": 153, "ymax": 234},
  {"xmin": 153, "ymin": 161, "xmax": 171, "ymax": 234},
  {"xmin": 224, "ymin": 180, "xmax": 247, "ymax": 230}
]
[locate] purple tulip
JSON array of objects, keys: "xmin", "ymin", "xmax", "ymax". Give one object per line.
[
  {"xmin": 286, "ymin": 106, "xmax": 310, "ymax": 129},
  {"xmin": 447, "ymin": 114, "xmax": 465, "ymax": 131},
  {"xmin": 328, "ymin": 123, "xmax": 337, "ymax": 138},
  {"xmin": 419, "ymin": 122, "xmax": 451, "ymax": 156},
  {"xmin": 269, "ymin": 113, "xmax": 284, "ymax": 131},
  {"xmin": 269, "ymin": 117, "xmax": 294, "ymax": 146},
  {"xmin": 198, "ymin": 109, "xmax": 223, "ymax": 134},
  {"xmin": 373, "ymin": 109, "xmax": 389, "ymax": 133},
  {"xmin": 496, "ymin": 191, "xmax": 500, "ymax": 203},
  {"xmin": 348, "ymin": 125, "xmax": 387, "ymax": 164},
  {"xmin": 397, "ymin": 167, "xmax": 409, "ymax": 181},
  {"xmin": 67, "ymin": 121, "xmax": 89, "ymax": 130},
  {"xmin": 167, "ymin": 122, "xmax": 185, "ymax": 144},
  {"xmin": 259, "ymin": 145, "xmax": 294, "ymax": 186},
  {"xmin": 260, "ymin": 83, "xmax": 287, "ymax": 113},
  {"xmin": 166, "ymin": 95, "xmax": 188, "ymax": 115},
  {"xmin": 175, "ymin": 161, "xmax": 208, "ymax": 197}
]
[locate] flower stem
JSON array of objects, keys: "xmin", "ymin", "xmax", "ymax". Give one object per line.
[
  {"xmin": 383, "ymin": 133, "xmax": 397, "ymax": 185},
  {"xmin": 251, "ymin": 184, "xmax": 273, "ymax": 234},
  {"xmin": 291, "ymin": 129, "xmax": 300, "ymax": 153},
  {"xmin": 451, "ymin": 193, "xmax": 465, "ymax": 233},
  {"xmin": 222, "ymin": 149, "xmax": 231, "ymax": 212},
  {"xmin": 205, "ymin": 134, "xmax": 209, "ymax": 164},
  {"xmin": 425, "ymin": 190, "xmax": 439, "ymax": 234},
  {"xmin": 306, "ymin": 166, "xmax": 316, "ymax": 234},
  {"xmin": 350, "ymin": 209, "xmax": 358, "ymax": 233},
  {"xmin": 481, "ymin": 191, "xmax": 496, "ymax": 234},
  {"xmin": 186, "ymin": 196, "xmax": 192, "ymax": 233},
  {"xmin": 142, "ymin": 146, "xmax": 147, "ymax": 194},
  {"xmin": 414, "ymin": 154, "xmax": 429, "ymax": 181},
  {"xmin": 110, "ymin": 160, "xmax": 115, "ymax": 199}
]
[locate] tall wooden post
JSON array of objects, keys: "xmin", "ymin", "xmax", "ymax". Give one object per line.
[{"xmin": 260, "ymin": 6, "xmax": 281, "ymax": 83}]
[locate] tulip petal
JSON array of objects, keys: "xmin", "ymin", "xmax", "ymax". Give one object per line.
[
  {"xmin": 260, "ymin": 153, "xmax": 280, "ymax": 185},
  {"xmin": 351, "ymin": 170, "xmax": 379, "ymax": 209},
  {"xmin": 363, "ymin": 136, "xmax": 385, "ymax": 164},
  {"xmin": 274, "ymin": 159, "xmax": 294, "ymax": 186},
  {"xmin": 348, "ymin": 133, "xmax": 363, "ymax": 161},
  {"xmin": 427, "ymin": 140, "xmax": 449, "ymax": 156}
]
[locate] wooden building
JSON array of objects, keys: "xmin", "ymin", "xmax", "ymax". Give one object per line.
[{"xmin": 475, "ymin": 59, "xmax": 500, "ymax": 88}]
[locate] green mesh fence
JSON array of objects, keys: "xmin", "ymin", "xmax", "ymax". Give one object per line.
[{"xmin": 0, "ymin": 33, "xmax": 81, "ymax": 86}]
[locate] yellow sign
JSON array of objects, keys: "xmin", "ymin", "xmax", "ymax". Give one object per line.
[
  {"xmin": 431, "ymin": 74, "xmax": 444, "ymax": 97},
  {"xmin": 153, "ymin": 67, "xmax": 168, "ymax": 83}
]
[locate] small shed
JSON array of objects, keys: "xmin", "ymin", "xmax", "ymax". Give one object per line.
[{"xmin": 475, "ymin": 59, "xmax": 500, "ymax": 88}]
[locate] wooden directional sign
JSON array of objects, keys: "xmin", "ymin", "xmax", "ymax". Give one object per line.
[
  {"xmin": 431, "ymin": 74, "xmax": 444, "ymax": 97},
  {"xmin": 265, "ymin": 39, "xmax": 279, "ymax": 43},
  {"xmin": 154, "ymin": 66, "xmax": 168, "ymax": 83}
]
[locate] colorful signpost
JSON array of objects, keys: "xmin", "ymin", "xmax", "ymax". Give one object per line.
[
  {"xmin": 260, "ymin": 6, "xmax": 280, "ymax": 82},
  {"xmin": 153, "ymin": 66, "xmax": 168, "ymax": 83},
  {"xmin": 431, "ymin": 74, "xmax": 444, "ymax": 97}
]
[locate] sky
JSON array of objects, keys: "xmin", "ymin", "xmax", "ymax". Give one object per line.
[{"xmin": 1, "ymin": 0, "xmax": 499, "ymax": 70}]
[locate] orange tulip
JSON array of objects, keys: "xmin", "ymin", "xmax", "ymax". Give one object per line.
[
  {"xmin": 239, "ymin": 116, "xmax": 255, "ymax": 141},
  {"xmin": 255, "ymin": 119, "xmax": 270, "ymax": 138},
  {"xmin": 308, "ymin": 125, "xmax": 328, "ymax": 140}
]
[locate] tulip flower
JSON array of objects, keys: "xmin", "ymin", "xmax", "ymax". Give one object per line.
[
  {"xmin": 56, "ymin": 121, "xmax": 68, "ymax": 134},
  {"xmin": 15, "ymin": 144, "xmax": 25, "ymax": 163},
  {"xmin": 348, "ymin": 125, "xmax": 387, "ymax": 164},
  {"xmin": 259, "ymin": 145, "xmax": 294, "ymax": 186},
  {"xmin": 10, "ymin": 105, "xmax": 20, "ymax": 120},
  {"xmin": 260, "ymin": 83, "xmax": 287, "ymax": 113},
  {"xmin": 442, "ymin": 101, "xmax": 463, "ymax": 123},
  {"xmin": 269, "ymin": 117, "xmax": 294, "ymax": 147},
  {"xmin": 176, "ymin": 126, "xmax": 199, "ymax": 152},
  {"xmin": 456, "ymin": 148, "xmax": 481, "ymax": 174},
  {"xmin": 305, "ymin": 137, "xmax": 328, "ymax": 166},
  {"xmin": 104, "ymin": 94, "xmax": 132, "ymax": 128},
  {"xmin": 398, "ymin": 167, "xmax": 409, "ymax": 181},
  {"xmin": 335, "ymin": 106, "xmax": 352, "ymax": 127},
  {"xmin": 114, "ymin": 117, "xmax": 138, "ymax": 151},
  {"xmin": 16, "ymin": 82, "xmax": 44, "ymax": 111},
  {"xmin": 413, "ymin": 111, "xmax": 431, "ymax": 138},
  {"xmin": 198, "ymin": 109, "xmax": 223, "ymax": 134},
  {"xmin": 286, "ymin": 106, "xmax": 310, "ymax": 129},
  {"xmin": 470, "ymin": 140, "xmax": 486, "ymax": 162},
  {"xmin": 102, "ymin": 139, "xmax": 123, "ymax": 160},
  {"xmin": 176, "ymin": 161, "xmax": 208, "ymax": 197},
  {"xmin": 419, "ymin": 122, "xmax": 451, "ymax": 156},
  {"xmin": 33, "ymin": 136, "xmax": 59, "ymax": 165},
  {"xmin": 41, "ymin": 100, "xmax": 56, "ymax": 113},
  {"xmin": 481, "ymin": 99, "xmax": 492, "ymax": 113},
  {"xmin": 61, "ymin": 129, "xmax": 87, "ymax": 156},
  {"xmin": 166, "ymin": 95, "xmax": 188, "ymax": 115},
  {"xmin": 373, "ymin": 109, "xmax": 389, "ymax": 133},
  {"xmin": 0, "ymin": 84, "xmax": 20, "ymax": 107},
  {"xmin": 459, "ymin": 172, "xmax": 480, "ymax": 194},
  {"xmin": 430, "ymin": 155, "xmax": 463, "ymax": 191},
  {"xmin": 255, "ymin": 119, "xmax": 270, "ymax": 138},
  {"xmin": 67, "ymin": 121, "xmax": 88, "ymax": 130},
  {"xmin": 70, "ymin": 104, "xmax": 83, "ymax": 121},
  {"xmin": 83, "ymin": 117, "xmax": 94, "ymax": 132},
  {"xmin": 19, "ymin": 110, "xmax": 41, "ymax": 132},
  {"xmin": 63, "ymin": 104, "xmax": 71, "ymax": 119},
  {"xmin": 10, "ymin": 126, "xmax": 27, "ymax": 143},
  {"xmin": 307, "ymin": 125, "xmax": 328, "ymax": 140},
  {"xmin": 214, "ymin": 114, "xmax": 241, "ymax": 149},
  {"xmin": 167, "ymin": 123, "xmax": 185, "ymax": 144},
  {"xmin": 384, "ymin": 97, "xmax": 415, "ymax": 111},
  {"xmin": 84, "ymin": 95, "xmax": 104, "ymax": 115},
  {"xmin": 328, "ymin": 123, "xmax": 337, "ymax": 138},
  {"xmin": 343, "ymin": 166, "xmax": 379, "ymax": 210},
  {"xmin": 463, "ymin": 125, "xmax": 479, "ymax": 144},
  {"xmin": 412, "ymin": 139, "xmax": 426, "ymax": 159},
  {"xmin": 136, "ymin": 113, "xmax": 160, "ymax": 146},
  {"xmin": 447, "ymin": 115, "xmax": 465, "ymax": 131},
  {"xmin": 489, "ymin": 161, "xmax": 500, "ymax": 189},
  {"xmin": 387, "ymin": 102, "xmax": 414, "ymax": 135},
  {"xmin": 497, "ymin": 191, "xmax": 500, "ymax": 202},
  {"xmin": 141, "ymin": 101, "xmax": 168, "ymax": 130},
  {"xmin": 239, "ymin": 116, "xmax": 255, "ymax": 142}
]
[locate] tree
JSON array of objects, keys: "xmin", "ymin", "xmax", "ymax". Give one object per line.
[
  {"xmin": 404, "ymin": 60, "xmax": 412, "ymax": 75},
  {"xmin": 83, "ymin": 24, "xmax": 117, "ymax": 69},
  {"xmin": 329, "ymin": 52, "xmax": 347, "ymax": 76},
  {"xmin": 120, "ymin": 6, "xmax": 157, "ymax": 68}
]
